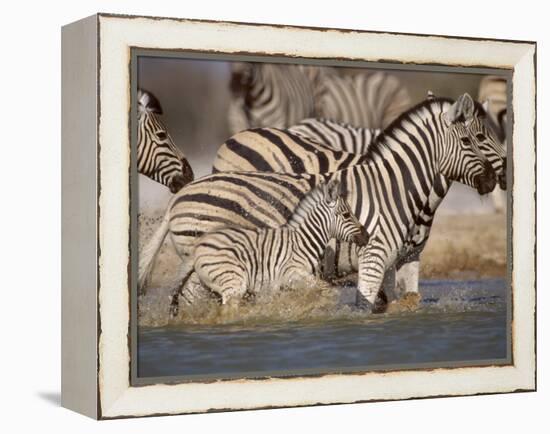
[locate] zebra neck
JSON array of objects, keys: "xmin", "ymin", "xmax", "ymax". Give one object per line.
[
  {"xmin": 292, "ymin": 221, "xmax": 331, "ymax": 262},
  {"xmin": 286, "ymin": 201, "xmax": 331, "ymax": 260}
]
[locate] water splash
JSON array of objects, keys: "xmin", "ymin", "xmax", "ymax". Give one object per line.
[{"xmin": 138, "ymin": 277, "xmax": 506, "ymax": 328}]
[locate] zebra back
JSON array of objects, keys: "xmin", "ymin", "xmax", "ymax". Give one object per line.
[
  {"xmin": 288, "ymin": 118, "xmax": 379, "ymax": 154},
  {"xmin": 212, "ymin": 125, "xmax": 368, "ymax": 174}
]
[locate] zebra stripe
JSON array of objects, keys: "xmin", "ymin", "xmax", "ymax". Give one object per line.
[
  {"xmin": 137, "ymin": 89, "xmax": 194, "ymax": 193},
  {"xmin": 227, "ymin": 63, "xmax": 410, "ymax": 133},
  {"xmin": 212, "ymin": 125, "xmax": 369, "ymax": 174},
  {"xmin": 178, "ymin": 181, "xmax": 368, "ymax": 307},
  {"xmin": 315, "ymin": 71, "xmax": 412, "ymax": 129},
  {"xmin": 227, "ymin": 63, "xmax": 319, "ymax": 134},
  {"xmin": 139, "ymin": 94, "xmax": 505, "ymax": 312},
  {"xmin": 288, "ymin": 118, "xmax": 380, "ymax": 154}
]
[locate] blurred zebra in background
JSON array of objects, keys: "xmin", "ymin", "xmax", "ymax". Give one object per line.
[
  {"xmin": 227, "ymin": 62, "xmax": 411, "ymax": 134},
  {"xmin": 138, "ymin": 89, "xmax": 194, "ymax": 193},
  {"xmin": 478, "ymin": 76, "xmax": 508, "ymax": 213},
  {"xmin": 315, "ymin": 71, "xmax": 411, "ymax": 129},
  {"xmin": 170, "ymin": 181, "xmax": 368, "ymax": 313},
  {"xmin": 227, "ymin": 63, "xmax": 320, "ymax": 134}
]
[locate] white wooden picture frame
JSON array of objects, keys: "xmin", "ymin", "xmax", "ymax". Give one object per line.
[{"xmin": 61, "ymin": 13, "xmax": 536, "ymax": 419}]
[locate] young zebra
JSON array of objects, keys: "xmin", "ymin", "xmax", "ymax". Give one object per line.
[
  {"xmin": 137, "ymin": 89, "xmax": 194, "ymax": 193},
  {"xmin": 174, "ymin": 181, "xmax": 368, "ymax": 310},
  {"xmin": 139, "ymin": 94, "xmax": 504, "ymax": 312}
]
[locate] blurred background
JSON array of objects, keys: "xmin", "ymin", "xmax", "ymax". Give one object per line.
[{"xmin": 137, "ymin": 56, "xmax": 507, "ymax": 282}]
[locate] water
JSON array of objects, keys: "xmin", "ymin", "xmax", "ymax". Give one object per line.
[{"xmin": 137, "ymin": 278, "xmax": 509, "ymax": 379}]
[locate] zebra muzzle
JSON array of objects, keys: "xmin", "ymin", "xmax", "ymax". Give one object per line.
[
  {"xmin": 169, "ymin": 161, "xmax": 194, "ymax": 193},
  {"xmin": 474, "ymin": 162, "xmax": 497, "ymax": 195}
]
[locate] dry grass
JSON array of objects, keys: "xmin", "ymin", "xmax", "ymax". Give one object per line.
[{"xmin": 420, "ymin": 213, "xmax": 507, "ymax": 279}]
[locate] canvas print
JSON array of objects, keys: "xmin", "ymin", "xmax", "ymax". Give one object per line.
[{"xmin": 134, "ymin": 55, "xmax": 510, "ymax": 380}]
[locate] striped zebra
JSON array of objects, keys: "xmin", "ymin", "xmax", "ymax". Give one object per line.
[
  {"xmin": 211, "ymin": 93, "xmax": 506, "ymax": 305},
  {"xmin": 227, "ymin": 63, "xmax": 319, "ymax": 134},
  {"xmin": 212, "ymin": 123, "xmax": 370, "ymax": 175},
  {"xmin": 139, "ymin": 94, "xmax": 504, "ymax": 312},
  {"xmin": 288, "ymin": 118, "xmax": 379, "ymax": 154},
  {"xmin": 478, "ymin": 75, "xmax": 508, "ymax": 213},
  {"xmin": 137, "ymin": 89, "xmax": 194, "ymax": 193},
  {"xmin": 315, "ymin": 71, "xmax": 412, "ymax": 129},
  {"xmin": 227, "ymin": 63, "xmax": 410, "ymax": 134},
  {"xmin": 170, "ymin": 180, "xmax": 368, "ymax": 313}
]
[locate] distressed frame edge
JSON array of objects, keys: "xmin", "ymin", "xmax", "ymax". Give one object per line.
[
  {"xmin": 94, "ymin": 14, "xmax": 536, "ymax": 419},
  {"xmin": 61, "ymin": 13, "xmax": 100, "ymax": 419}
]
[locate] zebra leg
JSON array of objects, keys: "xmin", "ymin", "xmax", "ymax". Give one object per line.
[
  {"xmin": 169, "ymin": 269, "xmax": 193, "ymax": 317},
  {"xmin": 394, "ymin": 253, "xmax": 422, "ymax": 311},
  {"xmin": 198, "ymin": 267, "xmax": 248, "ymax": 306},
  {"xmin": 373, "ymin": 266, "xmax": 395, "ymax": 313},
  {"xmin": 356, "ymin": 244, "xmax": 389, "ymax": 312}
]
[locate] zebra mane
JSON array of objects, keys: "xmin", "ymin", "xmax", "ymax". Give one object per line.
[
  {"xmin": 364, "ymin": 95, "xmax": 489, "ymax": 158},
  {"xmin": 286, "ymin": 182, "xmax": 339, "ymax": 229}
]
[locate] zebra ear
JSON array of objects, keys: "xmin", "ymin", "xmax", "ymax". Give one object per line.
[
  {"xmin": 427, "ymin": 90, "xmax": 436, "ymax": 100},
  {"xmin": 444, "ymin": 93, "xmax": 475, "ymax": 124},
  {"xmin": 138, "ymin": 89, "xmax": 163, "ymax": 114},
  {"xmin": 482, "ymin": 99, "xmax": 490, "ymax": 113}
]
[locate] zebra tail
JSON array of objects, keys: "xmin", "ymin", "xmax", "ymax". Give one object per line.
[{"xmin": 138, "ymin": 197, "xmax": 175, "ymax": 293}]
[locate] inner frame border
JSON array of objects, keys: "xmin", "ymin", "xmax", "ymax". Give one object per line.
[{"xmin": 129, "ymin": 48, "xmax": 514, "ymax": 387}]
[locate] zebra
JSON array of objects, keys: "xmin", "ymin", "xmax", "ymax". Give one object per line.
[
  {"xmin": 210, "ymin": 93, "xmax": 506, "ymax": 307},
  {"xmin": 315, "ymin": 71, "xmax": 412, "ymax": 129},
  {"xmin": 227, "ymin": 63, "xmax": 319, "ymax": 134},
  {"xmin": 139, "ymin": 94, "xmax": 504, "ymax": 312},
  {"xmin": 227, "ymin": 63, "xmax": 410, "ymax": 134},
  {"xmin": 137, "ymin": 89, "xmax": 194, "ymax": 193},
  {"xmin": 170, "ymin": 180, "xmax": 368, "ymax": 313},
  {"xmin": 478, "ymin": 75, "xmax": 508, "ymax": 213},
  {"xmin": 212, "ymin": 124, "xmax": 370, "ymax": 175},
  {"xmin": 288, "ymin": 118, "xmax": 379, "ymax": 154}
]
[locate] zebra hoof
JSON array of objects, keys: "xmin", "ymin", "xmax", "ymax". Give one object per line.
[
  {"xmin": 355, "ymin": 293, "xmax": 374, "ymax": 313},
  {"xmin": 400, "ymin": 292, "xmax": 421, "ymax": 310},
  {"xmin": 169, "ymin": 295, "xmax": 180, "ymax": 318},
  {"xmin": 372, "ymin": 290, "xmax": 389, "ymax": 314},
  {"xmin": 387, "ymin": 292, "xmax": 421, "ymax": 313}
]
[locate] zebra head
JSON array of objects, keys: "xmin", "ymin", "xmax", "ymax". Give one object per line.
[
  {"xmin": 440, "ymin": 93, "xmax": 502, "ymax": 195},
  {"xmin": 137, "ymin": 89, "xmax": 194, "ymax": 193},
  {"xmin": 322, "ymin": 181, "xmax": 369, "ymax": 247}
]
